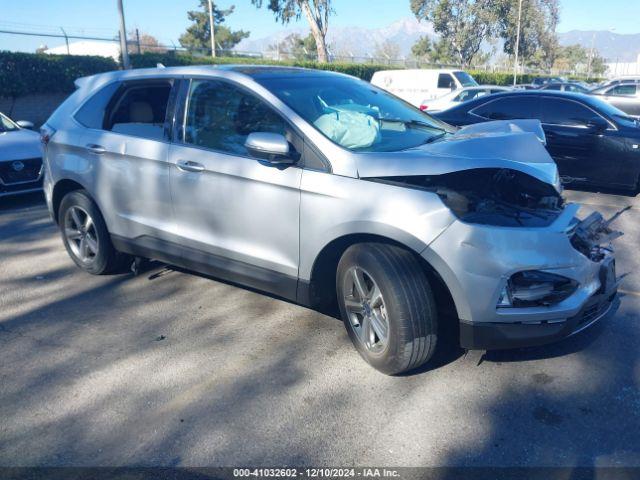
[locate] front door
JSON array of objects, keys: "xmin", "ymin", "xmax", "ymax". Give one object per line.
[
  {"xmin": 168, "ymin": 78, "xmax": 302, "ymax": 298},
  {"xmin": 538, "ymin": 97, "xmax": 618, "ymax": 186}
]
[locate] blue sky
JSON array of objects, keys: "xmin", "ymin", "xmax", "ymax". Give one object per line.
[{"xmin": 1, "ymin": 0, "xmax": 638, "ymax": 53}]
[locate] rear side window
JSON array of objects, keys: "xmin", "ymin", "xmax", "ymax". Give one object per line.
[
  {"xmin": 608, "ymin": 84, "xmax": 637, "ymax": 96},
  {"xmin": 104, "ymin": 81, "xmax": 172, "ymax": 140},
  {"xmin": 437, "ymin": 74, "xmax": 455, "ymax": 89},
  {"xmin": 74, "ymin": 82, "xmax": 121, "ymax": 129},
  {"xmin": 471, "ymin": 96, "xmax": 540, "ymax": 120},
  {"xmin": 539, "ymin": 98, "xmax": 600, "ymax": 127},
  {"xmin": 183, "ymin": 80, "xmax": 287, "ymax": 156}
]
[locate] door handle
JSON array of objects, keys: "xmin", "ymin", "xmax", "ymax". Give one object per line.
[
  {"xmin": 86, "ymin": 144, "xmax": 106, "ymax": 155},
  {"xmin": 176, "ymin": 160, "xmax": 205, "ymax": 173}
]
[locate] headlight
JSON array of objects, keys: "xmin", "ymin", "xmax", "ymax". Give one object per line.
[{"xmin": 497, "ymin": 270, "xmax": 578, "ymax": 308}]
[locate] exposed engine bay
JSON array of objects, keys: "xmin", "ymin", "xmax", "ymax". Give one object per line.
[
  {"xmin": 368, "ymin": 168, "xmax": 564, "ymax": 227},
  {"xmin": 569, "ymin": 207, "xmax": 629, "ymax": 262}
]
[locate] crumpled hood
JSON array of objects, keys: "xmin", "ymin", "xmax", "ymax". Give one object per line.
[
  {"xmin": 357, "ymin": 119, "xmax": 559, "ymax": 189},
  {"xmin": 0, "ymin": 129, "xmax": 42, "ymax": 162}
]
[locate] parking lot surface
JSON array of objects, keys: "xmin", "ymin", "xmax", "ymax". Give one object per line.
[{"xmin": 1, "ymin": 190, "xmax": 639, "ymax": 467}]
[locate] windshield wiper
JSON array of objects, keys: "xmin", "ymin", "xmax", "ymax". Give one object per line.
[{"xmin": 421, "ymin": 132, "xmax": 447, "ymax": 144}]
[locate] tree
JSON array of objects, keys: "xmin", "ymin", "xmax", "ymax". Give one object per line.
[
  {"xmin": 179, "ymin": 1, "xmax": 249, "ymax": 55},
  {"xmin": 494, "ymin": 0, "xmax": 559, "ymax": 68},
  {"xmin": 553, "ymin": 44, "xmax": 607, "ymax": 76},
  {"xmin": 270, "ymin": 33, "xmax": 316, "ymax": 60},
  {"xmin": 374, "ymin": 40, "xmax": 401, "ymax": 61},
  {"xmin": 128, "ymin": 30, "xmax": 166, "ymax": 53},
  {"xmin": 251, "ymin": 0, "xmax": 333, "ymax": 63},
  {"xmin": 411, "ymin": 36, "xmax": 456, "ymax": 64},
  {"xmin": 411, "ymin": 36, "xmax": 433, "ymax": 60},
  {"xmin": 411, "ymin": 0, "xmax": 498, "ymax": 67}
]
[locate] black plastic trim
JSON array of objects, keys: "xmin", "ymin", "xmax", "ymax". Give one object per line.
[
  {"xmin": 111, "ymin": 234, "xmax": 301, "ymax": 304},
  {"xmin": 460, "ymin": 291, "xmax": 619, "ymax": 350}
]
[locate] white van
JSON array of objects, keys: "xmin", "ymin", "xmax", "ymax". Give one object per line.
[{"xmin": 370, "ymin": 69, "xmax": 478, "ymax": 108}]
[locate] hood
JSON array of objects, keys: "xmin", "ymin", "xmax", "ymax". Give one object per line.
[
  {"xmin": 357, "ymin": 120, "xmax": 559, "ymax": 188},
  {"xmin": 0, "ymin": 129, "xmax": 42, "ymax": 162}
]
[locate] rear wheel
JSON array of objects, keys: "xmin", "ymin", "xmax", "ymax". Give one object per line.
[
  {"xmin": 59, "ymin": 190, "xmax": 130, "ymax": 274},
  {"xmin": 337, "ymin": 243, "xmax": 438, "ymax": 375}
]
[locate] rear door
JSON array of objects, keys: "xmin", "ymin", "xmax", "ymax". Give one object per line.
[
  {"xmin": 79, "ymin": 78, "xmax": 178, "ymax": 245},
  {"xmin": 167, "ymin": 78, "xmax": 302, "ymax": 297}
]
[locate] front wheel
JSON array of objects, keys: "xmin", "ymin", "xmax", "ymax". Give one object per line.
[
  {"xmin": 58, "ymin": 190, "xmax": 130, "ymax": 275},
  {"xmin": 337, "ymin": 243, "xmax": 438, "ymax": 375}
]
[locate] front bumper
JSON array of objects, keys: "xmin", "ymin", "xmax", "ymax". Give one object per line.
[
  {"xmin": 421, "ymin": 203, "xmax": 621, "ymax": 350},
  {"xmin": 459, "ymin": 289, "xmax": 619, "ymax": 350}
]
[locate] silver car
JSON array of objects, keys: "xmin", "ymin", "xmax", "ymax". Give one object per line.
[
  {"xmin": 42, "ymin": 66, "xmax": 621, "ymax": 374},
  {"xmin": 0, "ymin": 112, "xmax": 42, "ymax": 197}
]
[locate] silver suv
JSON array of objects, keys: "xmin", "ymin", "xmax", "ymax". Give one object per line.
[{"xmin": 42, "ymin": 66, "xmax": 620, "ymax": 374}]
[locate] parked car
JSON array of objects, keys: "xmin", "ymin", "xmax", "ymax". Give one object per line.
[
  {"xmin": 419, "ymin": 85, "xmax": 511, "ymax": 113},
  {"xmin": 597, "ymin": 77, "xmax": 640, "ymax": 90},
  {"xmin": 43, "ymin": 66, "xmax": 619, "ymax": 374},
  {"xmin": 0, "ymin": 112, "xmax": 43, "ymax": 197},
  {"xmin": 370, "ymin": 68, "xmax": 478, "ymax": 107},
  {"xmin": 531, "ymin": 76, "xmax": 564, "ymax": 87},
  {"xmin": 433, "ymin": 90, "xmax": 640, "ymax": 190},
  {"xmin": 538, "ymin": 82, "xmax": 590, "ymax": 93},
  {"xmin": 590, "ymin": 82, "xmax": 640, "ymax": 117}
]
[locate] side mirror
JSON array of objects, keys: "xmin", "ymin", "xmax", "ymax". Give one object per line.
[
  {"xmin": 16, "ymin": 120, "xmax": 34, "ymax": 129},
  {"xmin": 244, "ymin": 132, "xmax": 296, "ymax": 165},
  {"xmin": 586, "ymin": 118, "xmax": 608, "ymax": 132}
]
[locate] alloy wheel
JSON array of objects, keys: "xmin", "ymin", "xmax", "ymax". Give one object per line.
[
  {"xmin": 343, "ymin": 266, "xmax": 390, "ymax": 353},
  {"xmin": 64, "ymin": 206, "xmax": 99, "ymax": 264}
]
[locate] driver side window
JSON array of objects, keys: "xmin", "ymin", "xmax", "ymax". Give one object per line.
[{"xmin": 184, "ymin": 80, "xmax": 286, "ymax": 156}]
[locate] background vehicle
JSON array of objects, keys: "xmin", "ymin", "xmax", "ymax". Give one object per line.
[
  {"xmin": 538, "ymin": 82, "xmax": 590, "ymax": 93},
  {"xmin": 590, "ymin": 82, "xmax": 640, "ymax": 117},
  {"xmin": 531, "ymin": 76, "xmax": 564, "ymax": 87},
  {"xmin": 44, "ymin": 67, "xmax": 618, "ymax": 375},
  {"xmin": 419, "ymin": 85, "xmax": 510, "ymax": 112},
  {"xmin": 0, "ymin": 112, "xmax": 42, "ymax": 197},
  {"xmin": 433, "ymin": 90, "xmax": 640, "ymax": 190},
  {"xmin": 370, "ymin": 68, "xmax": 478, "ymax": 107}
]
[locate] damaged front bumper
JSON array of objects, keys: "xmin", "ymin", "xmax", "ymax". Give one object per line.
[{"xmin": 421, "ymin": 203, "xmax": 625, "ymax": 350}]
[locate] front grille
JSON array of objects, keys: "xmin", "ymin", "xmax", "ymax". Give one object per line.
[{"xmin": 0, "ymin": 158, "xmax": 42, "ymax": 185}]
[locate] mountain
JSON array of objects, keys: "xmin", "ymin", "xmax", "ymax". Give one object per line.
[
  {"xmin": 235, "ymin": 17, "xmax": 640, "ymax": 63},
  {"xmin": 558, "ymin": 30, "xmax": 640, "ymax": 62},
  {"xmin": 235, "ymin": 17, "xmax": 436, "ymax": 59}
]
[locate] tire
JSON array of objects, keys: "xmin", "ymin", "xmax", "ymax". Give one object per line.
[
  {"xmin": 336, "ymin": 243, "xmax": 438, "ymax": 375},
  {"xmin": 58, "ymin": 190, "xmax": 131, "ymax": 275}
]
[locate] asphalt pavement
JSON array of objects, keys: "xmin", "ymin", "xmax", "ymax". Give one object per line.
[{"xmin": 0, "ymin": 189, "xmax": 639, "ymax": 468}]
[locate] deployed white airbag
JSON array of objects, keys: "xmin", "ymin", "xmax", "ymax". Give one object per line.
[{"xmin": 314, "ymin": 109, "xmax": 380, "ymax": 149}]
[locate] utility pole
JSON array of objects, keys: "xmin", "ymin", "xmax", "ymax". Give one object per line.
[
  {"xmin": 586, "ymin": 32, "xmax": 596, "ymax": 79},
  {"xmin": 208, "ymin": 0, "xmax": 216, "ymax": 58},
  {"xmin": 60, "ymin": 27, "xmax": 70, "ymax": 54},
  {"xmin": 117, "ymin": 0, "xmax": 131, "ymax": 69},
  {"xmin": 135, "ymin": 28, "xmax": 141, "ymax": 54},
  {"xmin": 513, "ymin": 0, "xmax": 523, "ymax": 86}
]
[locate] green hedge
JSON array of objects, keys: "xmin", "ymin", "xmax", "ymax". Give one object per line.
[
  {"xmin": 0, "ymin": 51, "xmax": 117, "ymax": 97},
  {"xmin": 128, "ymin": 52, "xmax": 394, "ymax": 81},
  {"xmin": 0, "ymin": 50, "xmax": 601, "ymax": 98}
]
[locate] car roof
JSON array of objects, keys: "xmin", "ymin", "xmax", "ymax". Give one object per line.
[
  {"xmin": 75, "ymin": 64, "xmax": 354, "ymax": 89},
  {"xmin": 444, "ymin": 89, "xmax": 605, "ymax": 112}
]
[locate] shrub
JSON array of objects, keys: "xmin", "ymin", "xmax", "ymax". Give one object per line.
[{"xmin": 0, "ymin": 51, "xmax": 116, "ymax": 97}]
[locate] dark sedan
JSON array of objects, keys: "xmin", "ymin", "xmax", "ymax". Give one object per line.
[{"xmin": 433, "ymin": 91, "xmax": 640, "ymax": 190}]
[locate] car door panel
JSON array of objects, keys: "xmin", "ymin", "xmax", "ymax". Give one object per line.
[{"xmin": 168, "ymin": 79, "xmax": 302, "ymax": 291}]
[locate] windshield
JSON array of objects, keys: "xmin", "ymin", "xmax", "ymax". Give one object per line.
[
  {"xmin": 257, "ymin": 75, "xmax": 455, "ymax": 152},
  {"xmin": 0, "ymin": 113, "xmax": 19, "ymax": 133},
  {"xmin": 453, "ymin": 71, "xmax": 478, "ymax": 87}
]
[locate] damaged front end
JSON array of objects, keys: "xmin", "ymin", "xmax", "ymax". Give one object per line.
[
  {"xmin": 568, "ymin": 206, "xmax": 630, "ymax": 262},
  {"xmin": 369, "ymin": 167, "xmax": 564, "ymax": 227}
]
